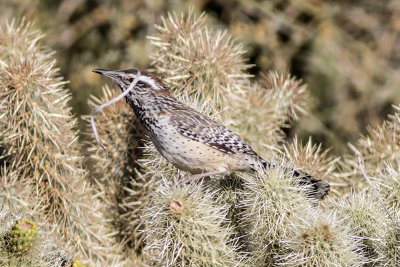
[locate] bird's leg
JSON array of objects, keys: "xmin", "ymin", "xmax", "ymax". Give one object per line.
[{"xmin": 182, "ymin": 170, "xmax": 226, "ymax": 184}]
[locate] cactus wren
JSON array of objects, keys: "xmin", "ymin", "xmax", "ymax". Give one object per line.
[{"xmin": 93, "ymin": 69, "xmax": 330, "ymax": 200}]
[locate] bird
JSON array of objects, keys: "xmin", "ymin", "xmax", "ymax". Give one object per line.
[{"xmin": 93, "ymin": 68, "xmax": 330, "ymax": 200}]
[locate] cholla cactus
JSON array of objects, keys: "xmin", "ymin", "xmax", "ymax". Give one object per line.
[
  {"xmin": 379, "ymin": 214, "xmax": 400, "ymax": 266},
  {"xmin": 149, "ymin": 10, "xmax": 251, "ymax": 115},
  {"xmin": 284, "ymin": 136, "xmax": 342, "ymax": 194},
  {"xmin": 259, "ymin": 72, "xmax": 309, "ymax": 122},
  {"xmin": 277, "ymin": 210, "xmax": 365, "ymax": 266},
  {"xmin": 364, "ymin": 165, "xmax": 400, "ymax": 266},
  {"xmin": 84, "ymin": 85, "xmax": 148, "ymax": 257},
  {"xmin": 238, "ymin": 164, "xmax": 313, "ymax": 266},
  {"xmin": 0, "ymin": 207, "xmax": 69, "ymax": 266},
  {"xmin": 72, "ymin": 260, "xmax": 87, "ymax": 267},
  {"xmin": 86, "ymin": 85, "xmax": 145, "ymax": 181},
  {"xmin": 144, "ymin": 178, "xmax": 244, "ymax": 266},
  {"xmin": 335, "ymin": 191, "xmax": 389, "ymax": 264},
  {"xmin": 234, "ymin": 72, "xmax": 309, "ymax": 155},
  {"xmin": 0, "ymin": 162, "xmax": 29, "ymax": 210},
  {"xmin": 4, "ymin": 5, "xmax": 400, "ymax": 266},
  {"xmin": 0, "ymin": 215, "xmax": 43, "ymax": 266},
  {"xmin": 6, "ymin": 218, "xmax": 38, "ymax": 255},
  {"xmin": 338, "ymin": 106, "xmax": 400, "ymax": 265},
  {"xmin": 344, "ymin": 105, "xmax": 400, "ymax": 189},
  {"xmin": 373, "ymin": 164, "xmax": 400, "ymax": 211},
  {"xmin": 0, "ymin": 20, "xmax": 125, "ymax": 264}
]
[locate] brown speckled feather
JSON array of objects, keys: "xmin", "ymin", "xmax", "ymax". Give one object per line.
[
  {"xmin": 169, "ymin": 107, "xmax": 263, "ymax": 161},
  {"xmin": 93, "ymin": 68, "xmax": 330, "ymax": 200}
]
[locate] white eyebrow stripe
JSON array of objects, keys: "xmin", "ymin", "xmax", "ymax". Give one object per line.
[{"xmin": 139, "ymin": 75, "xmax": 162, "ymax": 90}]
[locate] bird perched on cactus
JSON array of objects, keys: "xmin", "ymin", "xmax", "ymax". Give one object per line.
[{"xmin": 93, "ymin": 69, "xmax": 330, "ymax": 200}]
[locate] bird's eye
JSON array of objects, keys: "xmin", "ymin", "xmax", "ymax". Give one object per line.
[{"xmin": 128, "ymin": 78, "xmax": 134, "ymax": 83}]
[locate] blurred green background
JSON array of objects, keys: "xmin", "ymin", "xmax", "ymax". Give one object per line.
[{"xmin": 2, "ymin": 0, "xmax": 400, "ymax": 154}]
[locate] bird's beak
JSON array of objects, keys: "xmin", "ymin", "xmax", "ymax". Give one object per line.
[
  {"xmin": 92, "ymin": 69, "xmax": 121, "ymax": 80},
  {"xmin": 93, "ymin": 68, "xmax": 140, "ymax": 84}
]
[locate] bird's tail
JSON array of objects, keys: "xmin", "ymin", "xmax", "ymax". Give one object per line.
[
  {"xmin": 293, "ymin": 169, "xmax": 330, "ymax": 200},
  {"xmin": 262, "ymin": 161, "xmax": 330, "ymax": 200}
]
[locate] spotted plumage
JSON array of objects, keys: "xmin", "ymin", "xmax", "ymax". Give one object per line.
[{"xmin": 93, "ymin": 68, "xmax": 330, "ymax": 200}]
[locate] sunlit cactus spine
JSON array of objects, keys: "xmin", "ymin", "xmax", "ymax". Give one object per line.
[
  {"xmin": 208, "ymin": 174, "xmax": 244, "ymax": 242},
  {"xmin": 334, "ymin": 191, "xmax": 389, "ymax": 264},
  {"xmin": 344, "ymin": 105, "xmax": 400, "ymax": 190},
  {"xmin": 237, "ymin": 165, "xmax": 313, "ymax": 266},
  {"xmin": 284, "ymin": 136, "xmax": 342, "ymax": 195},
  {"xmin": 373, "ymin": 165, "xmax": 400, "ymax": 211},
  {"xmin": 0, "ymin": 162, "xmax": 29, "ymax": 210},
  {"xmin": 277, "ymin": 210, "xmax": 365, "ymax": 266},
  {"xmin": 144, "ymin": 178, "xmax": 244, "ymax": 266},
  {"xmin": 234, "ymin": 72, "xmax": 309, "ymax": 156},
  {"xmin": 84, "ymin": 85, "xmax": 151, "ymax": 264},
  {"xmin": 339, "ymin": 105, "xmax": 400, "ymax": 264},
  {"xmin": 260, "ymin": 72, "xmax": 309, "ymax": 122},
  {"xmin": 0, "ymin": 20, "xmax": 125, "ymax": 265},
  {"xmin": 149, "ymin": 9, "xmax": 251, "ymax": 116},
  {"xmin": 367, "ymin": 166, "xmax": 400, "ymax": 266},
  {"xmin": 379, "ymin": 215, "xmax": 400, "ymax": 266}
]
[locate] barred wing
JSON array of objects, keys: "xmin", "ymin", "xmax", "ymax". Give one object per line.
[{"xmin": 169, "ymin": 108, "xmax": 261, "ymax": 159}]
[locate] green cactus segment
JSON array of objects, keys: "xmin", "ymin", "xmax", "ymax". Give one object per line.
[
  {"xmin": 6, "ymin": 218, "xmax": 38, "ymax": 255},
  {"xmin": 72, "ymin": 259, "xmax": 87, "ymax": 267}
]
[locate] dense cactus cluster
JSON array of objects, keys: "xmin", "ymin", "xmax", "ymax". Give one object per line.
[
  {"xmin": 1, "ymin": 7, "xmax": 400, "ymax": 267},
  {"xmin": 83, "ymin": 85, "xmax": 150, "ymax": 263},
  {"xmin": 3, "ymin": 0, "xmax": 399, "ymax": 153},
  {"xmin": 0, "ymin": 20, "xmax": 125, "ymax": 265}
]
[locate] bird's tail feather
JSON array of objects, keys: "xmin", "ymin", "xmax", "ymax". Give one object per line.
[
  {"xmin": 294, "ymin": 170, "xmax": 330, "ymax": 200},
  {"xmin": 262, "ymin": 161, "xmax": 330, "ymax": 200}
]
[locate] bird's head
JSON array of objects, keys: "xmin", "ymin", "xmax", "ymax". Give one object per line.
[{"xmin": 92, "ymin": 68, "xmax": 168, "ymax": 93}]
